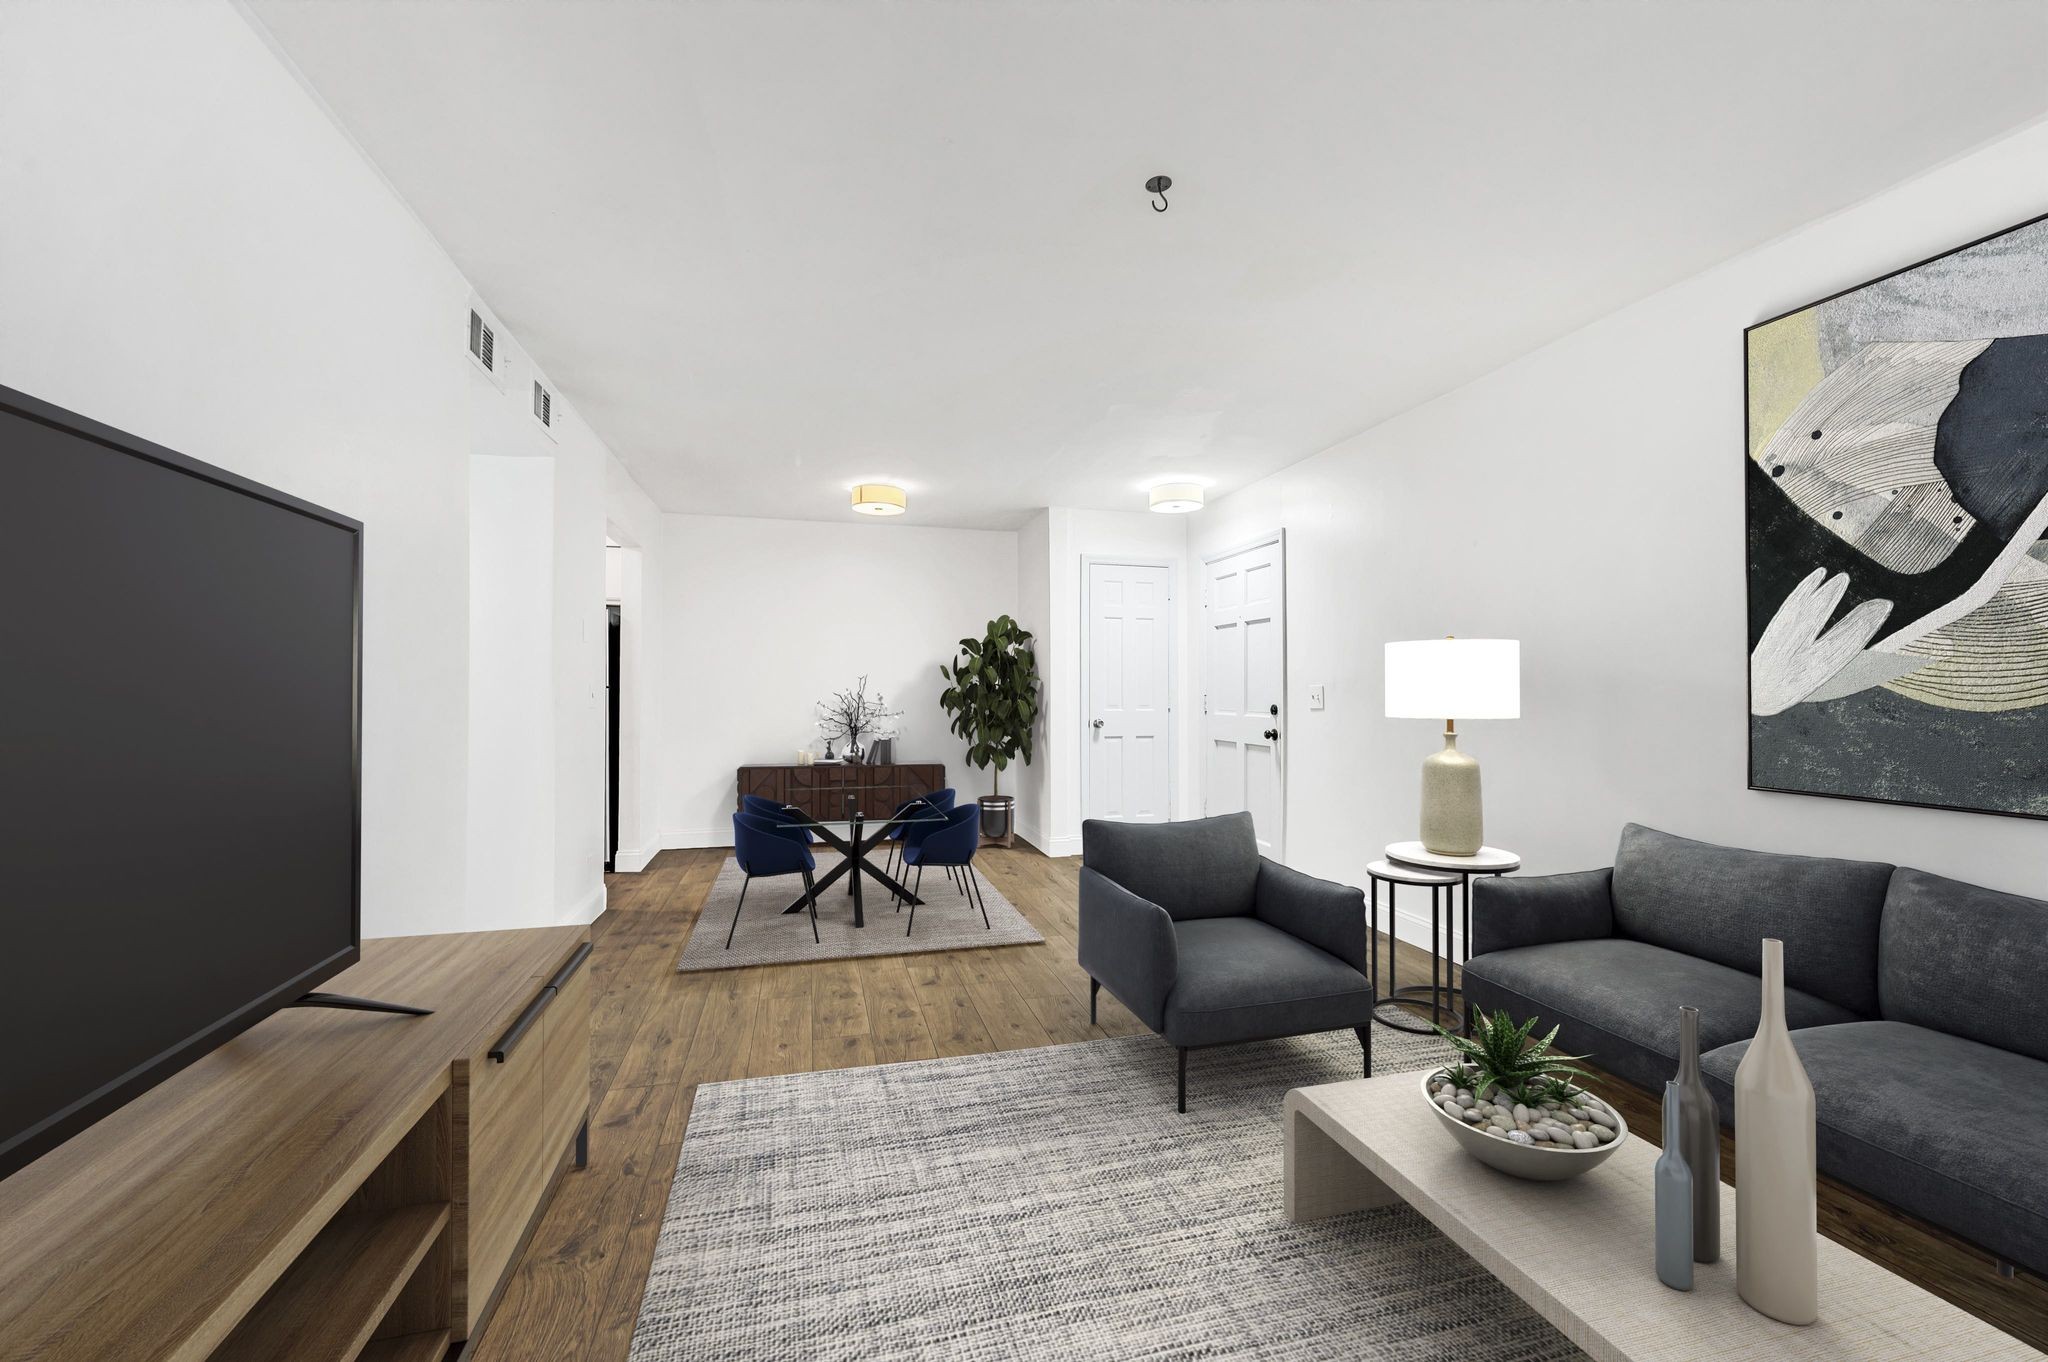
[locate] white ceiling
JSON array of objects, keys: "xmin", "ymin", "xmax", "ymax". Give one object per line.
[{"xmin": 247, "ymin": 0, "xmax": 2048, "ymax": 530}]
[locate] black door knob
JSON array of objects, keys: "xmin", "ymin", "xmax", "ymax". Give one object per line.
[{"xmin": 1263, "ymin": 728, "xmax": 1280, "ymax": 741}]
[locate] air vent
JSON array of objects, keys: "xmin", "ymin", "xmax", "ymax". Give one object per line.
[
  {"xmin": 468, "ymin": 309, "xmax": 495, "ymax": 372},
  {"xmin": 532, "ymin": 381, "xmax": 552, "ymax": 428}
]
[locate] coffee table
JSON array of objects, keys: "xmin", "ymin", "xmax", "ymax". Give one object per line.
[{"xmin": 1282, "ymin": 1072, "xmax": 2037, "ymax": 1361}]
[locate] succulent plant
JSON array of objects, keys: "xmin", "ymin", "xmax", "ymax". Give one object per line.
[{"xmin": 1435, "ymin": 1009, "xmax": 1593, "ymax": 1104}]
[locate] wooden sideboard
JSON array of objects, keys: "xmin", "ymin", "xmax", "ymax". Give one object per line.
[
  {"xmin": 0, "ymin": 927, "xmax": 591, "ymax": 1362},
  {"xmin": 739, "ymin": 762, "xmax": 945, "ymax": 821}
]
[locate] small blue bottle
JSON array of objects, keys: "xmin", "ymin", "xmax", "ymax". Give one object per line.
[{"xmin": 1655, "ymin": 1079, "xmax": 1694, "ymax": 1290}]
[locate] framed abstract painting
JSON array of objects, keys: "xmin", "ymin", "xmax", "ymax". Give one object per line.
[{"xmin": 1746, "ymin": 211, "xmax": 2048, "ymax": 820}]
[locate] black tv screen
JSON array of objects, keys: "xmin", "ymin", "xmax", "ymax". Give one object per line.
[{"xmin": 0, "ymin": 386, "xmax": 361, "ymax": 1180}]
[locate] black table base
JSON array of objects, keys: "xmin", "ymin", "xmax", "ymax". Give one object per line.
[{"xmin": 778, "ymin": 813, "xmax": 924, "ymax": 928}]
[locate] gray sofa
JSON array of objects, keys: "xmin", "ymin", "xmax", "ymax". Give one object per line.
[
  {"xmin": 1465, "ymin": 823, "xmax": 2048, "ymax": 1277},
  {"xmin": 1077, "ymin": 812, "xmax": 1374, "ymax": 1112}
]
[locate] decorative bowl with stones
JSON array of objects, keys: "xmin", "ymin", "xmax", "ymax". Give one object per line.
[{"xmin": 1420, "ymin": 1068, "xmax": 1628, "ymax": 1182}]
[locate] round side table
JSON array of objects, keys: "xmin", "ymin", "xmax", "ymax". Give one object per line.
[
  {"xmin": 1365, "ymin": 858, "xmax": 1462, "ymax": 1035},
  {"xmin": 1383, "ymin": 842, "xmax": 1521, "ymax": 1029}
]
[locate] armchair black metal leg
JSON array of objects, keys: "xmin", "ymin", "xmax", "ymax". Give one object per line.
[
  {"xmin": 1089, "ymin": 977, "xmax": 1100, "ymax": 1024},
  {"xmin": 905, "ymin": 865, "xmax": 922, "ymax": 937},
  {"xmin": 1356, "ymin": 1025, "xmax": 1372, "ymax": 1077},
  {"xmin": 801, "ymin": 867, "xmax": 820, "ymax": 944},
  {"xmin": 1177, "ymin": 1047, "xmax": 1188, "ymax": 1114},
  {"xmin": 724, "ymin": 876, "xmax": 751, "ymax": 950},
  {"xmin": 967, "ymin": 864, "xmax": 991, "ymax": 930}
]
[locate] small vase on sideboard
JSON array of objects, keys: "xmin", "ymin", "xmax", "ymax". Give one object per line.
[
  {"xmin": 1674, "ymin": 1004, "xmax": 1721, "ymax": 1263},
  {"xmin": 1734, "ymin": 937, "xmax": 1818, "ymax": 1325}
]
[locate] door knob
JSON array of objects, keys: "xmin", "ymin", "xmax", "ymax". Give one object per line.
[
  {"xmin": 1263, "ymin": 728, "xmax": 1280, "ymax": 741},
  {"xmin": 1092, "ymin": 718, "xmax": 1104, "ymax": 729}
]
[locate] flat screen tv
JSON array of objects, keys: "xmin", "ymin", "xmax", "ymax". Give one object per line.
[{"xmin": 0, "ymin": 385, "xmax": 363, "ymax": 1181}]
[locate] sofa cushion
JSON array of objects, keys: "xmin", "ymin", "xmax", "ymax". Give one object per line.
[
  {"xmin": 1161, "ymin": 916, "xmax": 1373, "ymax": 1049},
  {"xmin": 1610, "ymin": 823, "xmax": 1890, "ymax": 1016},
  {"xmin": 1701, "ymin": 1021, "xmax": 2048, "ymax": 1276},
  {"xmin": 1462, "ymin": 938, "xmax": 1860, "ymax": 1095},
  {"xmin": 1081, "ymin": 812, "xmax": 1258, "ymax": 921},
  {"xmin": 1880, "ymin": 868, "xmax": 2048, "ymax": 1063}
]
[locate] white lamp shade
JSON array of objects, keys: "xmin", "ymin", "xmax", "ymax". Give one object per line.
[{"xmin": 1384, "ymin": 638, "xmax": 1520, "ymax": 720}]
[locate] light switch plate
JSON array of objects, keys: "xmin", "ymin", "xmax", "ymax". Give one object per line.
[{"xmin": 1309, "ymin": 685, "xmax": 1326, "ymax": 711}]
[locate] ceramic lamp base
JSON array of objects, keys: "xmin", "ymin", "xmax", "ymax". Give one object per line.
[{"xmin": 1419, "ymin": 729, "xmax": 1482, "ymax": 856}]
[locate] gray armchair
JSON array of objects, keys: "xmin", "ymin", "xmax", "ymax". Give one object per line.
[{"xmin": 1077, "ymin": 812, "xmax": 1374, "ymax": 1111}]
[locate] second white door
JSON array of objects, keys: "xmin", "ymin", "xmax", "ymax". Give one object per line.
[
  {"xmin": 1202, "ymin": 533, "xmax": 1285, "ymax": 858},
  {"xmin": 1085, "ymin": 560, "xmax": 1174, "ymax": 824}
]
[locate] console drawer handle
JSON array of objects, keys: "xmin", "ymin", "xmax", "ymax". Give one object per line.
[{"xmin": 489, "ymin": 940, "xmax": 591, "ymax": 1063}]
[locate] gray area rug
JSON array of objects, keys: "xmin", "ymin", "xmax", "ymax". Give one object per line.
[
  {"xmin": 676, "ymin": 854, "xmax": 1044, "ymax": 972},
  {"xmin": 629, "ymin": 1029, "xmax": 1587, "ymax": 1361}
]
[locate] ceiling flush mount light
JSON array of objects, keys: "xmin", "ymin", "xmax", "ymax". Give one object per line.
[
  {"xmin": 1148, "ymin": 482, "xmax": 1204, "ymax": 514},
  {"xmin": 850, "ymin": 483, "xmax": 906, "ymax": 516}
]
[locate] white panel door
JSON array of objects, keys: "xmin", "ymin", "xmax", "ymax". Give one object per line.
[
  {"xmin": 1086, "ymin": 561, "xmax": 1174, "ymax": 823},
  {"xmin": 1202, "ymin": 535, "xmax": 1285, "ymax": 857}
]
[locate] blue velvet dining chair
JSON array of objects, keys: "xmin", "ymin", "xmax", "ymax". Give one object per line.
[
  {"xmin": 882, "ymin": 788, "xmax": 955, "ymax": 880},
  {"xmin": 741, "ymin": 794, "xmax": 814, "ymax": 841},
  {"xmin": 729, "ymin": 811, "xmax": 819, "ymax": 948},
  {"xmin": 900, "ymin": 803, "xmax": 987, "ymax": 937}
]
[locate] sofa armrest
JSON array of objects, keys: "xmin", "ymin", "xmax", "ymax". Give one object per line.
[
  {"xmin": 1470, "ymin": 868, "xmax": 1615, "ymax": 956},
  {"xmin": 1254, "ymin": 858, "xmax": 1370, "ymax": 979},
  {"xmin": 1076, "ymin": 866, "xmax": 1178, "ymax": 1031}
]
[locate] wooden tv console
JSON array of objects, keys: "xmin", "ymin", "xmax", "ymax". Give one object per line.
[{"xmin": 0, "ymin": 926, "xmax": 592, "ymax": 1362}]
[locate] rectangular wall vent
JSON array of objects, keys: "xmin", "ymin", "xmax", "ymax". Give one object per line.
[
  {"xmin": 468, "ymin": 309, "xmax": 495, "ymax": 372},
  {"xmin": 533, "ymin": 381, "xmax": 552, "ymax": 428}
]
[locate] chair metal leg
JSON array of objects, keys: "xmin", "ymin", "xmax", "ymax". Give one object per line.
[
  {"xmin": 801, "ymin": 867, "xmax": 820, "ymax": 944},
  {"xmin": 1177, "ymin": 1047, "xmax": 1188, "ymax": 1113},
  {"xmin": 967, "ymin": 864, "xmax": 991, "ymax": 930},
  {"xmin": 1090, "ymin": 977, "xmax": 1100, "ymax": 1024},
  {"xmin": 905, "ymin": 865, "xmax": 922, "ymax": 936},
  {"xmin": 1356, "ymin": 1025, "xmax": 1372, "ymax": 1077},
  {"xmin": 724, "ymin": 876, "xmax": 751, "ymax": 950}
]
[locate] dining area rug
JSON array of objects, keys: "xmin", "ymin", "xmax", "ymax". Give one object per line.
[
  {"xmin": 674, "ymin": 853, "xmax": 1044, "ymax": 971},
  {"xmin": 627, "ymin": 1028, "xmax": 1586, "ymax": 1361}
]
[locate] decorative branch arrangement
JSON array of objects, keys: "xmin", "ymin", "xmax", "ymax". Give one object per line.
[{"xmin": 814, "ymin": 675, "xmax": 902, "ymax": 757}]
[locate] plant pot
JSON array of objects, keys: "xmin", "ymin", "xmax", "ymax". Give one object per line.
[
  {"xmin": 978, "ymin": 794, "xmax": 1015, "ymax": 848},
  {"xmin": 1421, "ymin": 1071, "xmax": 1627, "ymax": 1182}
]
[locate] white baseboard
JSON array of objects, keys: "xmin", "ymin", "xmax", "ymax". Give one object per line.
[
  {"xmin": 662, "ymin": 827, "xmax": 731, "ymax": 850},
  {"xmin": 612, "ymin": 845, "xmax": 658, "ymax": 874},
  {"xmin": 1035, "ymin": 832, "xmax": 1082, "ymax": 858},
  {"xmin": 561, "ymin": 880, "xmax": 606, "ymax": 927}
]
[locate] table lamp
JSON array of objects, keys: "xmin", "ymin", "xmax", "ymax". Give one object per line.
[{"xmin": 1385, "ymin": 638, "xmax": 1520, "ymax": 856}]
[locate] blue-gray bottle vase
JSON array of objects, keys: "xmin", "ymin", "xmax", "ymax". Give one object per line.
[
  {"xmin": 1654, "ymin": 1079, "xmax": 1694, "ymax": 1291},
  {"xmin": 1674, "ymin": 1004, "xmax": 1722, "ymax": 1263}
]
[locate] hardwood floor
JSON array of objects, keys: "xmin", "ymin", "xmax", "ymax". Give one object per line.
[{"xmin": 469, "ymin": 843, "xmax": 2046, "ymax": 1359}]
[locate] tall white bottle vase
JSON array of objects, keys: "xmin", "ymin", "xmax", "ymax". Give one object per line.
[{"xmin": 1734, "ymin": 937, "xmax": 1818, "ymax": 1325}]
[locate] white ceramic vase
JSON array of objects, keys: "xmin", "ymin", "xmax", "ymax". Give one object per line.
[{"xmin": 1734, "ymin": 937, "xmax": 1818, "ymax": 1325}]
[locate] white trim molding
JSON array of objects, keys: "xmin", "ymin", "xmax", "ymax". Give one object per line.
[{"xmin": 612, "ymin": 845, "xmax": 659, "ymax": 874}]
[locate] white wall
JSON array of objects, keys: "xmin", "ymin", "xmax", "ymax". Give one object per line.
[
  {"xmin": 0, "ymin": 0, "xmax": 636, "ymax": 934},
  {"xmin": 1192, "ymin": 114, "xmax": 2048, "ymax": 943},
  {"xmin": 607, "ymin": 456, "xmax": 666, "ymax": 872},
  {"xmin": 466, "ymin": 456, "xmax": 557, "ymax": 925},
  {"xmin": 658, "ymin": 515, "xmax": 1018, "ymax": 846}
]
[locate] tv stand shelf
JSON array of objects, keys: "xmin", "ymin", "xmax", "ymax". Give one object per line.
[{"xmin": 0, "ymin": 927, "xmax": 591, "ymax": 1362}]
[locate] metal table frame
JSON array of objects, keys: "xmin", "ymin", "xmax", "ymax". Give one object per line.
[{"xmin": 773, "ymin": 808, "xmax": 944, "ymax": 929}]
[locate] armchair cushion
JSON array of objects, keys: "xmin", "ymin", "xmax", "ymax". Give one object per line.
[
  {"xmin": 1076, "ymin": 866, "xmax": 1178, "ymax": 1031},
  {"xmin": 1161, "ymin": 917, "xmax": 1375, "ymax": 1050},
  {"xmin": 1253, "ymin": 858, "xmax": 1369, "ymax": 976},
  {"xmin": 1470, "ymin": 868, "xmax": 1615, "ymax": 955},
  {"xmin": 1080, "ymin": 812, "xmax": 1259, "ymax": 921}
]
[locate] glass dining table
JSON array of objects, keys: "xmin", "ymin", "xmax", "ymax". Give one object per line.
[{"xmin": 772, "ymin": 802, "xmax": 950, "ymax": 929}]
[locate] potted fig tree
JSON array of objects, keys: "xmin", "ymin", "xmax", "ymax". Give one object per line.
[{"xmin": 938, "ymin": 615, "xmax": 1039, "ymax": 847}]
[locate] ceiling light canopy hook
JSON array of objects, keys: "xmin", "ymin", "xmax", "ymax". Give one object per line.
[{"xmin": 1146, "ymin": 175, "xmax": 1171, "ymax": 212}]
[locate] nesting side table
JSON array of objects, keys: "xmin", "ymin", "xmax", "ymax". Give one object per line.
[
  {"xmin": 1365, "ymin": 859, "xmax": 1461, "ymax": 1034},
  {"xmin": 1379, "ymin": 842, "xmax": 1521, "ymax": 1033}
]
